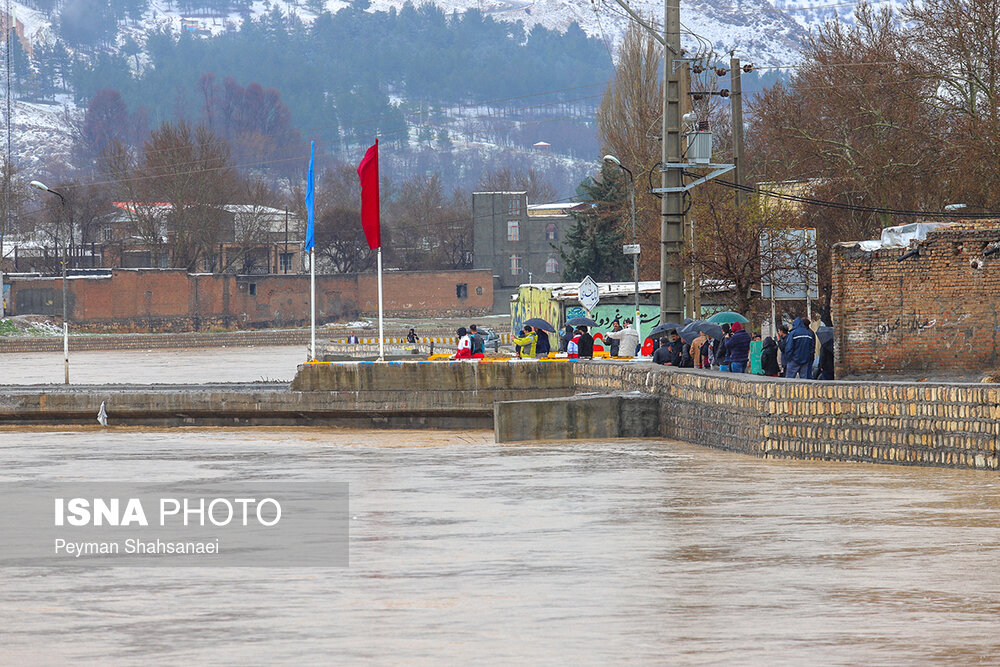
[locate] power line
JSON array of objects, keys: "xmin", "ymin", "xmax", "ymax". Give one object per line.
[{"xmin": 712, "ymin": 177, "xmax": 1000, "ymax": 219}]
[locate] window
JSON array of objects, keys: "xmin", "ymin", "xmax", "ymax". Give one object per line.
[
  {"xmin": 456, "ymin": 283, "xmax": 468, "ymax": 299},
  {"xmin": 508, "ymin": 196, "xmax": 521, "ymax": 216},
  {"xmin": 546, "ymin": 224, "xmax": 558, "ymax": 242},
  {"xmin": 279, "ymin": 252, "xmax": 294, "ymax": 273},
  {"xmin": 249, "ymin": 283, "xmax": 257, "ymax": 296},
  {"xmin": 510, "ymin": 254, "xmax": 522, "ymax": 275},
  {"xmin": 475, "ymin": 286, "xmax": 484, "ymax": 296},
  {"xmin": 545, "ymin": 257, "xmax": 559, "ymax": 274},
  {"xmin": 103, "ymin": 225, "xmax": 114, "ymax": 241},
  {"xmin": 507, "ymin": 220, "xmax": 520, "ymax": 242}
]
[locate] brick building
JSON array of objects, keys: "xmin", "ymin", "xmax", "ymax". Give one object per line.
[
  {"xmin": 472, "ymin": 191, "xmax": 586, "ymax": 312},
  {"xmin": 7, "ymin": 268, "xmax": 493, "ymax": 332},
  {"xmin": 831, "ymin": 221, "xmax": 1000, "ymax": 377}
]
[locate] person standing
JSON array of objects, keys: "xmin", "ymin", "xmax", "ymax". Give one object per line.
[
  {"xmin": 469, "ymin": 324, "xmax": 485, "ymax": 357},
  {"xmin": 406, "ymin": 328, "xmax": 418, "ymax": 343},
  {"xmin": 607, "ymin": 321, "xmax": 622, "ymax": 357},
  {"xmin": 576, "ymin": 326, "xmax": 594, "ymax": 358},
  {"xmin": 560, "ymin": 325, "xmax": 575, "ymax": 353},
  {"xmin": 604, "ymin": 319, "xmax": 639, "ymax": 358},
  {"xmin": 818, "ymin": 334, "xmax": 835, "ymax": 380},
  {"xmin": 512, "ymin": 325, "xmax": 538, "ymax": 358},
  {"xmin": 725, "ymin": 322, "xmax": 751, "ymax": 373},
  {"xmin": 652, "ymin": 337, "xmax": 672, "ymax": 365},
  {"xmin": 452, "ymin": 327, "xmax": 472, "ymax": 359},
  {"xmin": 776, "ymin": 325, "xmax": 789, "ymax": 375},
  {"xmin": 690, "ymin": 330, "xmax": 710, "ymax": 369},
  {"xmin": 784, "ymin": 317, "xmax": 816, "ymax": 379},
  {"xmin": 718, "ymin": 323, "xmax": 732, "ymax": 371},
  {"xmin": 535, "ymin": 328, "xmax": 551, "ymax": 358},
  {"xmin": 761, "ymin": 336, "xmax": 781, "ymax": 377}
]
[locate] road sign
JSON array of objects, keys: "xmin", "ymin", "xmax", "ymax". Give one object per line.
[
  {"xmin": 578, "ymin": 275, "xmax": 600, "ymax": 311},
  {"xmin": 623, "ymin": 244, "xmax": 641, "ymax": 255}
]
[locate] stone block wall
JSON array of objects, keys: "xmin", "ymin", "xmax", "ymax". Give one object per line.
[
  {"xmin": 831, "ymin": 222, "xmax": 1000, "ymax": 376},
  {"xmin": 575, "ymin": 362, "xmax": 1000, "ymax": 470}
]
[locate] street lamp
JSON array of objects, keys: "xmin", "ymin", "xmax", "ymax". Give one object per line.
[
  {"xmin": 30, "ymin": 180, "xmax": 70, "ymax": 384},
  {"xmin": 603, "ymin": 154, "xmax": 641, "ymax": 344}
]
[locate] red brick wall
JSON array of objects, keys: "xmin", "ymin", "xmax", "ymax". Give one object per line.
[
  {"xmin": 9, "ymin": 268, "xmax": 493, "ymax": 332},
  {"xmin": 357, "ymin": 270, "xmax": 493, "ymax": 317},
  {"xmin": 831, "ymin": 223, "xmax": 1000, "ymax": 376}
]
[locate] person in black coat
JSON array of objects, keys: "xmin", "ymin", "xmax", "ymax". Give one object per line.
[
  {"xmin": 761, "ymin": 337, "xmax": 781, "ymax": 376},
  {"xmin": 559, "ymin": 325, "xmax": 574, "ymax": 353},
  {"xmin": 652, "ymin": 338, "xmax": 672, "ymax": 365},
  {"xmin": 535, "ymin": 329, "xmax": 551, "ymax": 357},
  {"xmin": 818, "ymin": 337, "xmax": 835, "ymax": 380},
  {"xmin": 576, "ymin": 326, "xmax": 594, "ymax": 358}
]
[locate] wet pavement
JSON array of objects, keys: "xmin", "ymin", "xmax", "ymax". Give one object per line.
[{"xmin": 2, "ymin": 428, "xmax": 999, "ymax": 664}]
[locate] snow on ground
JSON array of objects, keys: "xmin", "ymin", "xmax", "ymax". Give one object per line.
[{"xmin": 8, "ymin": 99, "xmax": 79, "ymax": 179}]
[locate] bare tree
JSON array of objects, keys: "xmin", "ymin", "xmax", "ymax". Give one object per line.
[
  {"xmin": 476, "ymin": 166, "xmax": 556, "ymax": 204},
  {"xmin": 101, "ymin": 122, "xmax": 240, "ymax": 270}
]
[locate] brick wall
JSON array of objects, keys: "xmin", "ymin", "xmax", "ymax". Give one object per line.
[
  {"xmin": 575, "ymin": 362, "xmax": 1000, "ymax": 471},
  {"xmin": 831, "ymin": 222, "xmax": 1000, "ymax": 376},
  {"xmin": 8, "ymin": 268, "xmax": 493, "ymax": 332}
]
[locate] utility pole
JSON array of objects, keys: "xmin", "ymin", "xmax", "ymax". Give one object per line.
[
  {"xmin": 660, "ymin": 0, "xmax": 684, "ymax": 324},
  {"xmin": 731, "ymin": 54, "xmax": 746, "ymax": 207},
  {"xmin": 680, "ymin": 65, "xmax": 696, "ymax": 319}
]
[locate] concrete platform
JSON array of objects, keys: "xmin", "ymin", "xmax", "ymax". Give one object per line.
[{"xmin": 494, "ymin": 393, "xmax": 660, "ymax": 443}]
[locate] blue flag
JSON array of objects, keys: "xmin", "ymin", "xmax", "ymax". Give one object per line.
[{"xmin": 304, "ymin": 141, "xmax": 315, "ymax": 251}]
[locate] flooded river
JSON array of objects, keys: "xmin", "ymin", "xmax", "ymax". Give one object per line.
[{"xmin": 2, "ymin": 428, "xmax": 999, "ymax": 664}]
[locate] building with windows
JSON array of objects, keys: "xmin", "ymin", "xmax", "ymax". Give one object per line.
[{"xmin": 472, "ymin": 191, "xmax": 586, "ymax": 312}]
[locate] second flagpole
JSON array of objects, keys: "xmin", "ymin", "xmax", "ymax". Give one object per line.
[{"xmin": 377, "ymin": 247, "xmax": 384, "ymax": 361}]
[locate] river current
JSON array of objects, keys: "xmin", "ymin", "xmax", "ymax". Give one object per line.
[{"xmin": 1, "ymin": 427, "xmax": 999, "ymax": 664}]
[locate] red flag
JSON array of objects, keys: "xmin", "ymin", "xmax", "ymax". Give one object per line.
[{"xmin": 357, "ymin": 140, "xmax": 380, "ymax": 250}]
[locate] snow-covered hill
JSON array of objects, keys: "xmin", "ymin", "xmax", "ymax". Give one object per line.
[{"xmin": 773, "ymin": 0, "xmax": 906, "ymax": 32}]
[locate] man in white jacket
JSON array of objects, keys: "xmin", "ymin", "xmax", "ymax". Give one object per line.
[{"xmin": 604, "ymin": 319, "xmax": 639, "ymax": 358}]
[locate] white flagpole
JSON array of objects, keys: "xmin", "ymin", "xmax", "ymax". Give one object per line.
[
  {"xmin": 377, "ymin": 246, "xmax": 384, "ymax": 360},
  {"xmin": 310, "ymin": 247, "xmax": 316, "ymax": 360}
]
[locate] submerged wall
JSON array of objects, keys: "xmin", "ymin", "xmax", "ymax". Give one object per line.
[{"xmin": 574, "ymin": 362, "xmax": 1000, "ymax": 470}]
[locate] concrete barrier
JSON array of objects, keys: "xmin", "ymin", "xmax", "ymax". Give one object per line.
[
  {"xmin": 495, "ymin": 393, "xmax": 660, "ymax": 442},
  {"xmin": 0, "ymin": 384, "xmax": 492, "ymax": 429},
  {"xmin": 1, "ymin": 360, "xmax": 576, "ymax": 428}
]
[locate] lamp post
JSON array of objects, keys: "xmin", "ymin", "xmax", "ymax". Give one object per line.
[
  {"xmin": 603, "ymin": 155, "xmax": 641, "ymax": 343},
  {"xmin": 30, "ymin": 180, "xmax": 69, "ymax": 384}
]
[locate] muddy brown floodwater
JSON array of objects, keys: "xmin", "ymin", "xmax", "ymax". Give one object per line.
[{"xmin": 1, "ymin": 427, "xmax": 999, "ymax": 664}]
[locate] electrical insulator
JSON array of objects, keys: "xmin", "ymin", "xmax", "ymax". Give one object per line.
[
  {"xmin": 692, "ymin": 93, "xmax": 706, "ymax": 101},
  {"xmin": 743, "ymin": 64, "xmax": 754, "ymax": 73},
  {"xmin": 697, "ymin": 120, "xmax": 710, "ymax": 131},
  {"xmin": 716, "ymin": 68, "xmax": 728, "ymax": 77},
  {"xmin": 718, "ymin": 89, "xmax": 731, "ymax": 97},
  {"xmin": 692, "ymin": 64, "xmax": 705, "ymax": 74}
]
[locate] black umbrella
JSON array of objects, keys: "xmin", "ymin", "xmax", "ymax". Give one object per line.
[
  {"xmin": 648, "ymin": 321, "xmax": 684, "ymax": 338},
  {"xmin": 681, "ymin": 320, "xmax": 724, "ymax": 341},
  {"xmin": 522, "ymin": 318, "xmax": 556, "ymax": 333},
  {"xmin": 816, "ymin": 326, "xmax": 834, "ymax": 345},
  {"xmin": 565, "ymin": 317, "xmax": 599, "ymax": 327}
]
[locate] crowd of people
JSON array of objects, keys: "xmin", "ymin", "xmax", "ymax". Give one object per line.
[
  {"xmin": 650, "ymin": 317, "xmax": 835, "ymax": 380},
  {"xmin": 442, "ymin": 313, "xmax": 835, "ymax": 380}
]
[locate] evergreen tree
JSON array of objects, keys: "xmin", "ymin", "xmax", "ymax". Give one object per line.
[{"xmin": 559, "ymin": 164, "xmax": 630, "ymax": 282}]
